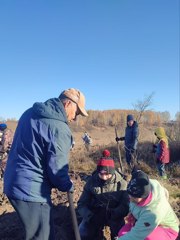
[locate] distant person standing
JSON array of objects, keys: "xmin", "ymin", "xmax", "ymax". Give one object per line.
[
  {"xmin": 4, "ymin": 88, "xmax": 88, "ymax": 240},
  {"xmin": 82, "ymin": 132, "xmax": 92, "ymax": 151},
  {"xmin": 116, "ymin": 114, "xmax": 139, "ymax": 168},
  {"xmin": 0, "ymin": 123, "xmax": 8, "ymax": 178},
  {"xmin": 153, "ymin": 127, "xmax": 170, "ymax": 179},
  {"xmin": 0, "ymin": 123, "xmax": 8, "ymax": 159},
  {"xmin": 0, "ymin": 123, "xmax": 13, "ymax": 178},
  {"xmin": 0, "ymin": 124, "xmax": 13, "ymax": 154}
]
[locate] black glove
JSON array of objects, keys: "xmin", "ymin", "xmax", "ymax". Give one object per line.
[
  {"xmin": 152, "ymin": 144, "xmax": 157, "ymax": 153},
  {"xmin": 115, "ymin": 137, "xmax": 124, "ymax": 142}
]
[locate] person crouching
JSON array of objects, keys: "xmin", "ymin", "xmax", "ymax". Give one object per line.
[
  {"xmin": 77, "ymin": 149, "xmax": 129, "ymax": 240},
  {"xmin": 118, "ymin": 170, "xmax": 179, "ymax": 240}
]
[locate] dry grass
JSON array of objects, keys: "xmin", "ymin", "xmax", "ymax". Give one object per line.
[{"xmin": 69, "ymin": 146, "xmax": 96, "ymax": 173}]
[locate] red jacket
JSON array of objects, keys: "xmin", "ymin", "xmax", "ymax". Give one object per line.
[{"xmin": 156, "ymin": 140, "xmax": 170, "ymax": 164}]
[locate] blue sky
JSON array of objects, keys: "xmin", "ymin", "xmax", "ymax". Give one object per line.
[{"xmin": 0, "ymin": 0, "xmax": 179, "ymax": 120}]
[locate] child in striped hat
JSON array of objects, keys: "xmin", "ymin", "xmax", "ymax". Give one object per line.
[
  {"xmin": 77, "ymin": 149, "xmax": 129, "ymax": 240},
  {"xmin": 97, "ymin": 149, "xmax": 115, "ymax": 181}
]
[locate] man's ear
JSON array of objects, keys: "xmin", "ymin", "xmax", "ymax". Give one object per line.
[{"xmin": 64, "ymin": 100, "xmax": 71, "ymax": 108}]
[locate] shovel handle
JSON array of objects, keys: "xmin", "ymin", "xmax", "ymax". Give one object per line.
[
  {"xmin": 67, "ymin": 192, "xmax": 81, "ymax": 240},
  {"xmin": 115, "ymin": 126, "xmax": 123, "ymax": 173}
]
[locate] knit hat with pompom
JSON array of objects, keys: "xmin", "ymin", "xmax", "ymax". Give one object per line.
[{"xmin": 97, "ymin": 149, "xmax": 115, "ymax": 174}]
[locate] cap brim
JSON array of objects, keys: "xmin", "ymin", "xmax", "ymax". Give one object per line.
[{"xmin": 78, "ymin": 106, "xmax": 88, "ymax": 117}]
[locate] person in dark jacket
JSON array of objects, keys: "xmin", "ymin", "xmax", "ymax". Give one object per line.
[
  {"xmin": 3, "ymin": 88, "xmax": 88, "ymax": 240},
  {"xmin": 0, "ymin": 123, "xmax": 14, "ymax": 178},
  {"xmin": 77, "ymin": 149, "xmax": 129, "ymax": 240},
  {"xmin": 0, "ymin": 123, "xmax": 8, "ymax": 160},
  {"xmin": 116, "ymin": 114, "xmax": 139, "ymax": 168}
]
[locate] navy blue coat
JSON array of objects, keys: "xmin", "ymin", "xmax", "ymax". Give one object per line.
[
  {"xmin": 4, "ymin": 98, "xmax": 73, "ymax": 202},
  {"xmin": 124, "ymin": 121, "xmax": 139, "ymax": 151}
]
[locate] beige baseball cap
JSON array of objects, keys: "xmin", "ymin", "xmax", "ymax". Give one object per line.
[{"xmin": 59, "ymin": 88, "xmax": 88, "ymax": 117}]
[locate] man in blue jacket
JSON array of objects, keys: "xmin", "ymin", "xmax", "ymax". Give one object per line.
[
  {"xmin": 4, "ymin": 88, "xmax": 88, "ymax": 240},
  {"xmin": 116, "ymin": 114, "xmax": 139, "ymax": 168}
]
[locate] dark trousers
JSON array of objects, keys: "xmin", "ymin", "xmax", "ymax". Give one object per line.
[
  {"xmin": 157, "ymin": 162, "xmax": 167, "ymax": 177},
  {"xmin": 125, "ymin": 150, "xmax": 137, "ymax": 167},
  {"xmin": 125, "ymin": 150, "xmax": 132, "ymax": 165},
  {"xmin": 9, "ymin": 198, "xmax": 55, "ymax": 240}
]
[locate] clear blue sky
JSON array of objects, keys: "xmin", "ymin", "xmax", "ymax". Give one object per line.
[{"xmin": 0, "ymin": 0, "xmax": 179, "ymax": 120}]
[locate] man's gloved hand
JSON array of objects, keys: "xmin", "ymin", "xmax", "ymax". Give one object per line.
[{"xmin": 115, "ymin": 137, "xmax": 124, "ymax": 142}]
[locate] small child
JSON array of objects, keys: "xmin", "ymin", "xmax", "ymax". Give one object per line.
[
  {"xmin": 77, "ymin": 149, "xmax": 129, "ymax": 240},
  {"xmin": 154, "ymin": 127, "xmax": 170, "ymax": 179},
  {"xmin": 118, "ymin": 170, "xmax": 179, "ymax": 240}
]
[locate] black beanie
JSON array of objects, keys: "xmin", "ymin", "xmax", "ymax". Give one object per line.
[
  {"xmin": 127, "ymin": 114, "xmax": 134, "ymax": 122},
  {"xmin": 127, "ymin": 170, "xmax": 151, "ymax": 198},
  {"xmin": 97, "ymin": 149, "xmax": 115, "ymax": 174}
]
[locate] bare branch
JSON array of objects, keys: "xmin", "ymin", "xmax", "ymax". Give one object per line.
[{"xmin": 133, "ymin": 92, "xmax": 155, "ymax": 123}]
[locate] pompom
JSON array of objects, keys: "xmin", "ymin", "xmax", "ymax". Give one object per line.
[{"xmin": 102, "ymin": 149, "xmax": 110, "ymax": 157}]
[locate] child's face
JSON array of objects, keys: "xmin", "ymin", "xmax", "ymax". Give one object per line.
[
  {"xmin": 129, "ymin": 195, "xmax": 143, "ymax": 204},
  {"xmin": 98, "ymin": 170, "xmax": 112, "ymax": 181}
]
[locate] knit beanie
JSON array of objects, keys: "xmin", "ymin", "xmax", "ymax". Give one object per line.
[
  {"xmin": 127, "ymin": 170, "xmax": 151, "ymax": 198},
  {"xmin": 97, "ymin": 149, "xmax": 115, "ymax": 174},
  {"xmin": 127, "ymin": 114, "xmax": 134, "ymax": 122}
]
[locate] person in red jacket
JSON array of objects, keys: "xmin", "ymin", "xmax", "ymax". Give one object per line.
[{"xmin": 153, "ymin": 127, "xmax": 170, "ymax": 179}]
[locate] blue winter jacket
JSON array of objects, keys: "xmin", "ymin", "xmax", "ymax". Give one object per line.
[
  {"xmin": 125, "ymin": 121, "xmax": 139, "ymax": 150},
  {"xmin": 4, "ymin": 98, "xmax": 73, "ymax": 203}
]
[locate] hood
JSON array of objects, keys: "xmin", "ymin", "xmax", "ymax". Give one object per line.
[
  {"xmin": 154, "ymin": 127, "xmax": 168, "ymax": 146},
  {"xmin": 32, "ymin": 98, "xmax": 68, "ymax": 123}
]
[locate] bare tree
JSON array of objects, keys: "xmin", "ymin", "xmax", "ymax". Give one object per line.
[{"xmin": 133, "ymin": 92, "xmax": 155, "ymax": 124}]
